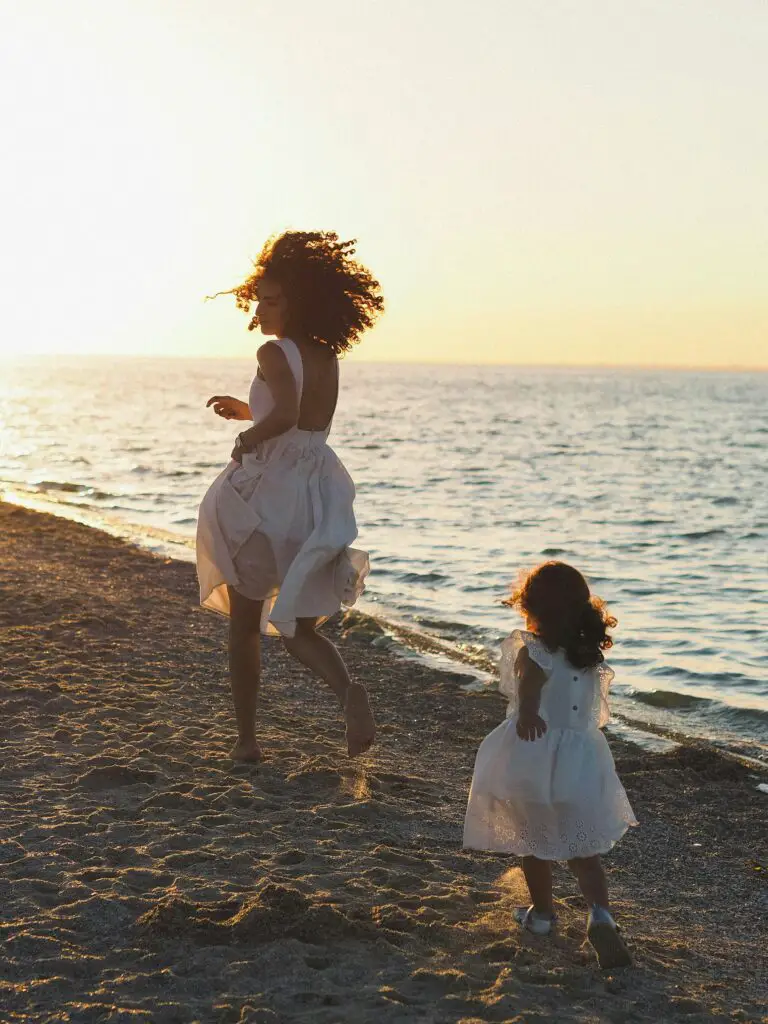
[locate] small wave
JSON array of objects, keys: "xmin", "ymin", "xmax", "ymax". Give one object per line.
[
  {"xmin": 710, "ymin": 704, "xmax": 768, "ymax": 730},
  {"xmin": 541, "ymin": 547, "xmax": 568, "ymax": 556},
  {"xmin": 629, "ymin": 688, "xmax": 768, "ymax": 734},
  {"xmin": 633, "ymin": 689, "xmax": 709, "ymax": 710},
  {"xmin": 680, "ymin": 528, "xmax": 727, "ymax": 540},
  {"xmin": 413, "ymin": 615, "xmax": 480, "ymax": 637},
  {"xmin": 712, "ymin": 496, "xmax": 739, "ymax": 506},
  {"xmin": 649, "ymin": 665, "xmax": 746, "ymax": 686},
  {"xmin": 35, "ymin": 480, "xmax": 88, "ymax": 494},
  {"xmin": 398, "ymin": 571, "xmax": 449, "ymax": 584}
]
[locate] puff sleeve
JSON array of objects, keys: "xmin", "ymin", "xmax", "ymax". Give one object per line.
[{"xmin": 499, "ymin": 629, "xmax": 554, "ymax": 716}]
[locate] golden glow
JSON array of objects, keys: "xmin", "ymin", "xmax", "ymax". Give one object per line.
[{"xmin": 1, "ymin": 1, "xmax": 766, "ymax": 367}]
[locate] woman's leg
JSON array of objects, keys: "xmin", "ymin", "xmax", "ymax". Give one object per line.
[
  {"xmin": 282, "ymin": 617, "xmax": 352, "ymax": 705},
  {"xmin": 226, "ymin": 587, "xmax": 263, "ymax": 761},
  {"xmin": 567, "ymin": 855, "xmax": 610, "ymax": 908},
  {"xmin": 282, "ymin": 617, "xmax": 375, "ymax": 755},
  {"xmin": 521, "ymin": 855, "xmax": 554, "ymax": 916}
]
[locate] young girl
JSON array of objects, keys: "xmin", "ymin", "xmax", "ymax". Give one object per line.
[{"xmin": 463, "ymin": 561, "xmax": 637, "ymax": 969}]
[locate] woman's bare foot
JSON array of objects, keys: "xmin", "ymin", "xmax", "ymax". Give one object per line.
[
  {"xmin": 344, "ymin": 683, "xmax": 375, "ymax": 757},
  {"xmin": 229, "ymin": 739, "xmax": 263, "ymax": 762}
]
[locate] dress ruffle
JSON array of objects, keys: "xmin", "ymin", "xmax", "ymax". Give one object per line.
[{"xmin": 195, "ymin": 339, "xmax": 369, "ymax": 638}]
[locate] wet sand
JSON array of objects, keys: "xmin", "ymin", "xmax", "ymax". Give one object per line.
[{"xmin": 1, "ymin": 501, "xmax": 766, "ymax": 1024}]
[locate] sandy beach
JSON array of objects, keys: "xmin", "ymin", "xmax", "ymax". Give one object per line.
[{"xmin": 1, "ymin": 500, "xmax": 766, "ymax": 1024}]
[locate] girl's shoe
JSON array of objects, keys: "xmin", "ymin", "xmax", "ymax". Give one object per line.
[
  {"xmin": 586, "ymin": 904, "xmax": 632, "ymax": 968},
  {"xmin": 513, "ymin": 905, "xmax": 557, "ymax": 936}
]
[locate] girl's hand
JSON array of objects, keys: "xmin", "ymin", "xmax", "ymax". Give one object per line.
[
  {"xmin": 206, "ymin": 395, "xmax": 250, "ymax": 421},
  {"xmin": 516, "ymin": 714, "xmax": 548, "ymax": 741}
]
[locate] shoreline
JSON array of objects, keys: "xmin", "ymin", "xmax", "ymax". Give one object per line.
[
  {"xmin": 3, "ymin": 483, "xmax": 766, "ymax": 771},
  {"xmin": 1, "ymin": 500, "xmax": 767, "ymax": 1023}
]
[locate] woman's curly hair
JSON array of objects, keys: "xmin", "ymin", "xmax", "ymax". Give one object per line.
[
  {"xmin": 210, "ymin": 230, "xmax": 384, "ymax": 355},
  {"xmin": 504, "ymin": 561, "xmax": 617, "ymax": 669}
]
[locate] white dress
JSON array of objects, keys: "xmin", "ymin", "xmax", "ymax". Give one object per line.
[
  {"xmin": 196, "ymin": 338, "xmax": 369, "ymax": 638},
  {"xmin": 463, "ymin": 630, "xmax": 637, "ymax": 860}
]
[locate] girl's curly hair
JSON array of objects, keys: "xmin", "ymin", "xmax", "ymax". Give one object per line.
[
  {"xmin": 504, "ymin": 561, "xmax": 617, "ymax": 669},
  {"xmin": 210, "ymin": 230, "xmax": 384, "ymax": 355}
]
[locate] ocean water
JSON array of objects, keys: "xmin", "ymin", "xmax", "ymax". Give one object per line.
[{"xmin": 1, "ymin": 357, "xmax": 766, "ymax": 758}]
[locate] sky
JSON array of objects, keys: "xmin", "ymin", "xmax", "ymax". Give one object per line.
[{"xmin": 0, "ymin": 0, "xmax": 766, "ymax": 366}]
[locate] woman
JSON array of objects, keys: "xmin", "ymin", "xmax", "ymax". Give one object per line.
[{"xmin": 196, "ymin": 231, "xmax": 383, "ymax": 762}]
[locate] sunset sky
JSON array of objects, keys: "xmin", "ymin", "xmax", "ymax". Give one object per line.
[{"xmin": 1, "ymin": 0, "xmax": 766, "ymax": 366}]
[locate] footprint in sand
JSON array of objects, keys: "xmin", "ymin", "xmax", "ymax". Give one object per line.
[
  {"xmin": 77, "ymin": 766, "xmax": 157, "ymax": 790},
  {"xmin": 274, "ymin": 849, "xmax": 306, "ymax": 865}
]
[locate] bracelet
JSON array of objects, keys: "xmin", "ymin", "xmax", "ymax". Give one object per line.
[{"xmin": 238, "ymin": 431, "xmax": 259, "ymax": 454}]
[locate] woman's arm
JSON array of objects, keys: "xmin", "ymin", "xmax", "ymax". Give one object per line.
[
  {"xmin": 231, "ymin": 343, "xmax": 299, "ymax": 459},
  {"xmin": 515, "ymin": 647, "xmax": 548, "ymax": 740},
  {"xmin": 206, "ymin": 395, "xmax": 252, "ymax": 421}
]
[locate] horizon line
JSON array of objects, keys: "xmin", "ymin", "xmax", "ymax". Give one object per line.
[{"xmin": 1, "ymin": 352, "xmax": 766, "ymax": 373}]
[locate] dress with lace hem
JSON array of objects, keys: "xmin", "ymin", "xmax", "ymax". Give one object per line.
[{"xmin": 464, "ymin": 629, "xmax": 637, "ymax": 859}]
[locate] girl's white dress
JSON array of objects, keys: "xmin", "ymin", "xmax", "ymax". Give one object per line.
[
  {"xmin": 196, "ymin": 338, "xmax": 368, "ymax": 638},
  {"xmin": 463, "ymin": 630, "xmax": 637, "ymax": 859}
]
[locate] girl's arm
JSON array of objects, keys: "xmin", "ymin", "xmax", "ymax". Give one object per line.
[
  {"xmin": 231, "ymin": 343, "xmax": 299, "ymax": 459},
  {"xmin": 515, "ymin": 646, "xmax": 548, "ymax": 741}
]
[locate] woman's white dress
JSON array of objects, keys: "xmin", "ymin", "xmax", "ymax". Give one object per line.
[
  {"xmin": 463, "ymin": 630, "xmax": 637, "ymax": 859},
  {"xmin": 196, "ymin": 338, "xmax": 368, "ymax": 638}
]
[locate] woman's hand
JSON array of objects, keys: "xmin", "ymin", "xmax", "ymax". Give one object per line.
[
  {"xmin": 206, "ymin": 395, "xmax": 251, "ymax": 421},
  {"xmin": 230, "ymin": 429, "xmax": 258, "ymax": 464},
  {"xmin": 516, "ymin": 714, "xmax": 548, "ymax": 741}
]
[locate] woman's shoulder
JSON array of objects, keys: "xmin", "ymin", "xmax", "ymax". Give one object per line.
[
  {"xmin": 257, "ymin": 338, "xmax": 292, "ymax": 364},
  {"xmin": 257, "ymin": 338, "xmax": 304, "ymax": 381}
]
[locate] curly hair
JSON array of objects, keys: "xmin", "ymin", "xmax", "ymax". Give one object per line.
[
  {"xmin": 209, "ymin": 230, "xmax": 384, "ymax": 355},
  {"xmin": 504, "ymin": 561, "xmax": 617, "ymax": 669}
]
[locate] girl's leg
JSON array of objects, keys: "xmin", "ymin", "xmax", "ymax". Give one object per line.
[
  {"xmin": 282, "ymin": 617, "xmax": 375, "ymax": 755},
  {"xmin": 568, "ymin": 855, "xmax": 631, "ymax": 968},
  {"xmin": 226, "ymin": 587, "xmax": 264, "ymax": 761},
  {"xmin": 567, "ymin": 855, "xmax": 610, "ymax": 909},
  {"xmin": 521, "ymin": 855, "xmax": 554, "ymax": 916}
]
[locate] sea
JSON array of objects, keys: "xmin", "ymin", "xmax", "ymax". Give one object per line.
[{"xmin": 1, "ymin": 357, "xmax": 766, "ymax": 764}]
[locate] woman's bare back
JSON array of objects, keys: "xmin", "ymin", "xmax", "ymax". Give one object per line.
[{"xmin": 294, "ymin": 340, "xmax": 339, "ymax": 431}]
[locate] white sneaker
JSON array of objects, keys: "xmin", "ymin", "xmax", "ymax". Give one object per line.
[
  {"xmin": 513, "ymin": 905, "xmax": 557, "ymax": 936},
  {"xmin": 586, "ymin": 904, "xmax": 632, "ymax": 968}
]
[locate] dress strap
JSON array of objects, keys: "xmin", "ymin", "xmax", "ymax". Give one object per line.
[{"xmin": 276, "ymin": 338, "xmax": 304, "ymax": 401}]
